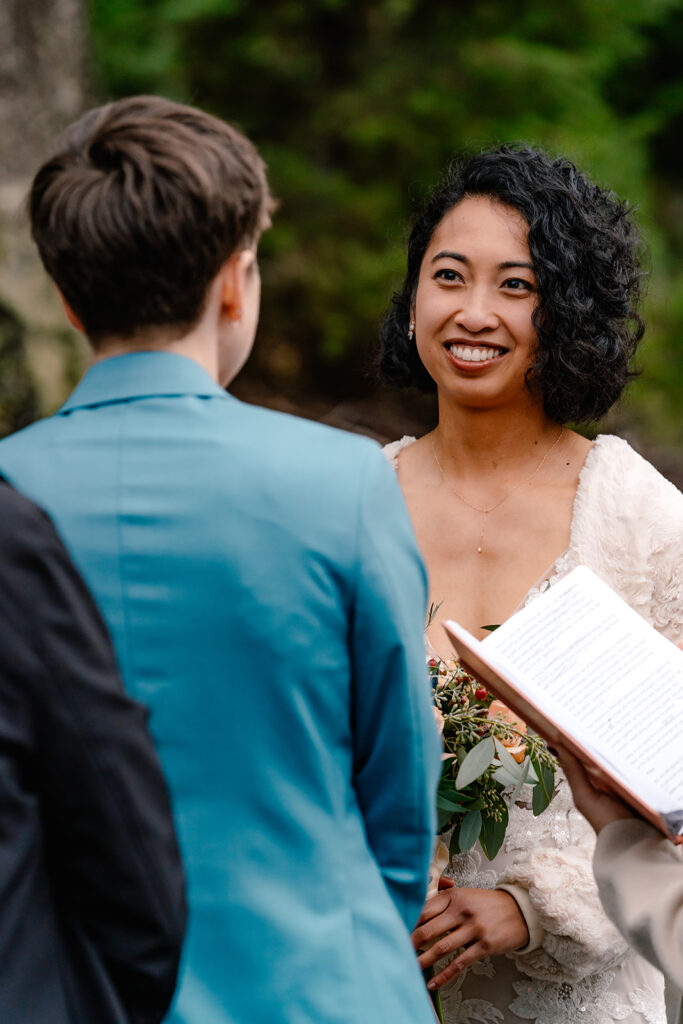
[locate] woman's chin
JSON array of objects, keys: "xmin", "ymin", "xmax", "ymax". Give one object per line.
[{"xmin": 434, "ymin": 377, "xmax": 523, "ymax": 411}]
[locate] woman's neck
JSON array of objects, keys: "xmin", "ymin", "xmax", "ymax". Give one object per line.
[{"xmin": 433, "ymin": 396, "xmax": 561, "ymax": 485}]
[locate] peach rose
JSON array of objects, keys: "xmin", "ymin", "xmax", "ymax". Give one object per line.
[{"xmin": 487, "ymin": 699, "xmax": 527, "ymax": 763}]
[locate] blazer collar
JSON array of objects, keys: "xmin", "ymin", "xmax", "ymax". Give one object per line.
[{"xmin": 59, "ymin": 352, "xmax": 230, "ymax": 413}]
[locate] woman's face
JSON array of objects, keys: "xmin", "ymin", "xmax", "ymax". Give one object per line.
[{"xmin": 413, "ymin": 195, "xmax": 539, "ymax": 410}]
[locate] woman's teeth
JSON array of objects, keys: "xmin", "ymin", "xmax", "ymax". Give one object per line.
[{"xmin": 448, "ymin": 345, "xmax": 505, "ymax": 362}]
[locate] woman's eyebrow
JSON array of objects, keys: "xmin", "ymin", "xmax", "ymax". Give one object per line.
[
  {"xmin": 431, "ymin": 250, "xmax": 467, "ymax": 263},
  {"xmin": 499, "ymin": 260, "xmax": 534, "ymax": 270}
]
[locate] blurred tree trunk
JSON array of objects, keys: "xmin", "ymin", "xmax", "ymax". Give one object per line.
[{"xmin": 0, "ymin": 0, "xmax": 90, "ymax": 432}]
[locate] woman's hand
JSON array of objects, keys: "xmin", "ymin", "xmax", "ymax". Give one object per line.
[
  {"xmin": 556, "ymin": 745, "xmax": 634, "ymax": 834},
  {"xmin": 412, "ymin": 886, "xmax": 529, "ymax": 989}
]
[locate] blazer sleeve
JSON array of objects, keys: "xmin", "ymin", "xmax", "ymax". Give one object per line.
[
  {"xmin": 593, "ymin": 818, "xmax": 683, "ymax": 991},
  {"xmin": 349, "ymin": 449, "xmax": 441, "ymax": 931},
  {"xmin": 3, "ymin": 488, "xmax": 187, "ymax": 1024}
]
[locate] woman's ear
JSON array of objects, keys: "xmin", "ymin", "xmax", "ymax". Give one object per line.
[
  {"xmin": 56, "ymin": 288, "xmax": 85, "ymax": 333},
  {"xmin": 408, "ymin": 304, "xmax": 416, "ymax": 340}
]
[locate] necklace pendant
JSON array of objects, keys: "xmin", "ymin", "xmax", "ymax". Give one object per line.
[{"xmin": 477, "ymin": 546, "xmax": 483, "ymax": 553}]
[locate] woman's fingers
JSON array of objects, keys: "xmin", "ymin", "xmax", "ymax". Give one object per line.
[
  {"xmin": 417, "ymin": 922, "xmax": 478, "ymax": 970},
  {"xmin": 428, "ymin": 941, "xmax": 487, "ymax": 989},
  {"xmin": 558, "ymin": 745, "xmax": 614, "ymax": 796},
  {"xmin": 414, "ymin": 891, "xmax": 453, "ymax": 929},
  {"xmin": 556, "ymin": 745, "xmax": 634, "ymax": 832},
  {"xmin": 412, "ymin": 899, "xmax": 464, "ymax": 951}
]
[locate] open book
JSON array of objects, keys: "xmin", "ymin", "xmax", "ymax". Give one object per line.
[{"xmin": 443, "ymin": 566, "xmax": 683, "ymax": 842}]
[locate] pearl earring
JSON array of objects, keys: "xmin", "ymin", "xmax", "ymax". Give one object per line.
[{"xmin": 408, "ymin": 320, "xmax": 415, "ymax": 341}]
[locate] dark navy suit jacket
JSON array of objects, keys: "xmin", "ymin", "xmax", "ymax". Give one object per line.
[{"xmin": 0, "ymin": 479, "xmax": 186, "ymax": 1023}]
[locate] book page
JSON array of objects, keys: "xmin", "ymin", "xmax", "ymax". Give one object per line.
[{"xmin": 452, "ymin": 567, "xmax": 683, "ymax": 813}]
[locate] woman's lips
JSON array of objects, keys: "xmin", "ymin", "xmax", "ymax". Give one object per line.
[{"xmin": 444, "ymin": 342, "xmax": 508, "ymax": 370}]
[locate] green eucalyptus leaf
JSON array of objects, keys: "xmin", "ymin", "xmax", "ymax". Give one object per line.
[
  {"xmin": 531, "ymin": 754, "xmax": 554, "ymax": 803},
  {"xmin": 493, "ymin": 738, "xmax": 525, "ymax": 776},
  {"xmin": 438, "ymin": 779, "xmax": 464, "ymax": 796},
  {"xmin": 532, "ymin": 781, "xmax": 552, "ymax": 816},
  {"xmin": 458, "ymin": 808, "xmax": 482, "ymax": 851},
  {"xmin": 455, "ymin": 736, "xmax": 495, "ymax": 789},
  {"xmin": 510, "ymin": 761, "xmax": 534, "ymax": 803},
  {"xmin": 519, "ymin": 756, "xmax": 538, "ymax": 785},
  {"xmin": 479, "ymin": 806, "xmax": 508, "ymax": 860},
  {"xmin": 438, "ymin": 781, "xmax": 475, "ymax": 805},
  {"xmin": 492, "ymin": 765, "xmax": 520, "ymax": 788},
  {"xmin": 510, "ymin": 779, "xmax": 525, "ymax": 805},
  {"xmin": 436, "ymin": 793, "xmax": 469, "ymax": 814},
  {"xmin": 542, "ymin": 764, "xmax": 556, "ymax": 796},
  {"xmin": 492, "ymin": 764, "xmax": 529, "ymax": 804}
]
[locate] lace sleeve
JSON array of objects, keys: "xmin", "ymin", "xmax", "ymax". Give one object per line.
[
  {"xmin": 648, "ymin": 501, "xmax": 683, "ymax": 642},
  {"xmin": 570, "ymin": 435, "xmax": 682, "ymax": 643},
  {"xmin": 498, "ymin": 783, "xmax": 631, "ymax": 984}
]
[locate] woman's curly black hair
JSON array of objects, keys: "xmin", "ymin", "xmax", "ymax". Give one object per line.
[{"xmin": 378, "ymin": 145, "xmax": 645, "ymax": 423}]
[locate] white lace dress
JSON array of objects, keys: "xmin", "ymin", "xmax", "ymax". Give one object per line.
[{"xmin": 384, "ymin": 433, "xmax": 683, "ymax": 1024}]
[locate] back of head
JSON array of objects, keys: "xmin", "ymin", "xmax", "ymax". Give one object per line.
[{"xmin": 30, "ymin": 95, "xmax": 272, "ymax": 344}]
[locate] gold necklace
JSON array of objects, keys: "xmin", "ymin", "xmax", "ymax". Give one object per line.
[{"xmin": 430, "ymin": 426, "xmax": 565, "ymax": 554}]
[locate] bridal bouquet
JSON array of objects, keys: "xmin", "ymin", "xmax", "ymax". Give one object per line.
[{"xmin": 428, "ymin": 616, "xmax": 558, "ymax": 861}]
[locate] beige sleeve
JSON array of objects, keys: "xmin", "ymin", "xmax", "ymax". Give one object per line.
[
  {"xmin": 496, "ymin": 882, "xmax": 546, "ymax": 953},
  {"xmin": 497, "ymin": 842, "xmax": 630, "ymax": 982},
  {"xmin": 593, "ymin": 818, "xmax": 683, "ymax": 992}
]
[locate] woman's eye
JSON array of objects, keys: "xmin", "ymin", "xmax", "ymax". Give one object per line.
[
  {"xmin": 503, "ymin": 278, "xmax": 534, "ymax": 292},
  {"xmin": 434, "ymin": 268, "xmax": 462, "ymax": 283}
]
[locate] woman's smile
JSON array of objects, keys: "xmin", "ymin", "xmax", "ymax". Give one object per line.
[{"xmin": 444, "ymin": 340, "xmax": 509, "ymax": 370}]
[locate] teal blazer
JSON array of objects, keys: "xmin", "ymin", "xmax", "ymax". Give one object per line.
[{"xmin": 0, "ymin": 352, "xmax": 440, "ymax": 1024}]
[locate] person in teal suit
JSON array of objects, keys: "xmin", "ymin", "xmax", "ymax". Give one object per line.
[{"xmin": 0, "ymin": 96, "xmax": 441, "ymax": 1023}]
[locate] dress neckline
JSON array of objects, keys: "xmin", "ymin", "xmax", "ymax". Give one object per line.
[{"xmin": 386, "ymin": 432, "xmax": 602, "ymax": 619}]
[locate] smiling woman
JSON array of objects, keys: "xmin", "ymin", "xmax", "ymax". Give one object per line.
[
  {"xmin": 414, "ymin": 197, "xmax": 539, "ymax": 412},
  {"xmin": 378, "ymin": 146, "xmax": 681, "ymax": 1024},
  {"xmin": 380, "ymin": 145, "xmax": 643, "ymax": 423}
]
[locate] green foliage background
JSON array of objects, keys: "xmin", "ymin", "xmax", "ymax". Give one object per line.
[{"xmin": 89, "ymin": 0, "xmax": 683, "ymax": 446}]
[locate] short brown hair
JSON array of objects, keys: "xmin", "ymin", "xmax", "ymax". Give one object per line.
[{"xmin": 29, "ymin": 95, "xmax": 273, "ymax": 343}]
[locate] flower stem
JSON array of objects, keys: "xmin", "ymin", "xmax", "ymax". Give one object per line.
[{"xmin": 423, "ymin": 966, "xmax": 444, "ymax": 1023}]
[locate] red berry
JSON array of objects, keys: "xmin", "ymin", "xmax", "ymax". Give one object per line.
[
  {"xmin": 428, "ymin": 658, "xmax": 438, "ymax": 668},
  {"xmin": 475, "ymin": 687, "xmax": 488, "ymax": 700}
]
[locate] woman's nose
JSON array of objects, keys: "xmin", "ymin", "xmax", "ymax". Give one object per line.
[{"xmin": 454, "ymin": 290, "xmax": 498, "ymax": 333}]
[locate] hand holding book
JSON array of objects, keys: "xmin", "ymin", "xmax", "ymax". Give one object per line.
[{"xmin": 555, "ymin": 745, "xmax": 637, "ymax": 833}]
